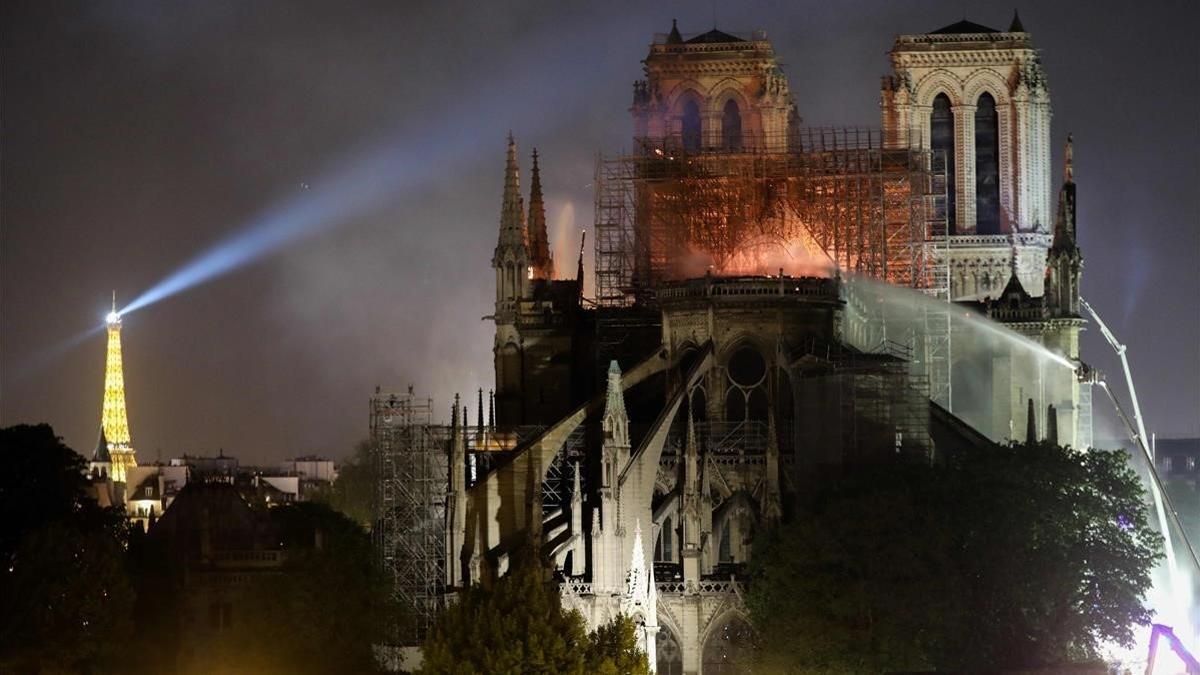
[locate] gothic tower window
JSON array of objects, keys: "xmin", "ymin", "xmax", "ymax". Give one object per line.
[
  {"xmin": 930, "ymin": 93, "xmax": 956, "ymax": 233},
  {"xmin": 722, "ymin": 99, "xmax": 742, "ymax": 150},
  {"xmin": 681, "ymin": 100, "xmax": 702, "ymax": 152},
  {"xmin": 975, "ymin": 92, "xmax": 1001, "ymax": 234}
]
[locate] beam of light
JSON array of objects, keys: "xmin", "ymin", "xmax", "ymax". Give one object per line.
[
  {"xmin": 117, "ymin": 7, "xmax": 661, "ymax": 319},
  {"xmin": 120, "ymin": 136, "xmax": 440, "ymax": 316},
  {"xmin": 5, "ymin": 322, "xmax": 106, "ymax": 386}
]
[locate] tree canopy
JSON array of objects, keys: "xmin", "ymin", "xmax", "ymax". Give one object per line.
[
  {"xmin": 311, "ymin": 439, "xmax": 377, "ymax": 528},
  {"xmin": 747, "ymin": 440, "xmax": 1162, "ymax": 673},
  {"xmin": 202, "ymin": 501, "xmax": 392, "ymax": 674},
  {"xmin": 420, "ymin": 551, "xmax": 649, "ymax": 675},
  {"xmin": 0, "ymin": 424, "xmax": 134, "ymax": 673}
]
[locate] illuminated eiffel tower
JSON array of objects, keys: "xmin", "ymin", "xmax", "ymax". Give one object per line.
[{"xmin": 97, "ymin": 292, "xmax": 137, "ymax": 483}]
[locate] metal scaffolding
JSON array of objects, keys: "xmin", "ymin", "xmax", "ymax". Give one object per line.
[
  {"xmin": 594, "ymin": 127, "xmax": 950, "ymax": 406},
  {"xmin": 371, "ymin": 389, "xmax": 447, "ymax": 646},
  {"xmin": 371, "ymin": 400, "xmax": 593, "ymax": 645}
]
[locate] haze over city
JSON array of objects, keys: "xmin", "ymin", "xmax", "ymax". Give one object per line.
[{"xmin": 3, "ymin": 0, "xmax": 1196, "ymax": 464}]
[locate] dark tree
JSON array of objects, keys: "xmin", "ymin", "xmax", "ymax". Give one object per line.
[
  {"xmin": 747, "ymin": 441, "xmax": 1162, "ymax": 673},
  {"xmin": 420, "ymin": 551, "xmax": 648, "ymax": 675},
  {"xmin": 207, "ymin": 502, "xmax": 391, "ymax": 674},
  {"xmin": 747, "ymin": 460, "xmax": 963, "ymax": 674},
  {"xmin": 311, "ymin": 439, "xmax": 378, "ymax": 528},
  {"xmin": 0, "ymin": 424, "xmax": 134, "ymax": 673}
]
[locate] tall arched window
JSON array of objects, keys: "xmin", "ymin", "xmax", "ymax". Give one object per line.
[
  {"xmin": 975, "ymin": 92, "xmax": 1001, "ymax": 233},
  {"xmin": 721, "ymin": 99, "xmax": 742, "ymax": 150},
  {"xmin": 681, "ymin": 100, "xmax": 702, "ymax": 152},
  {"xmin": 930, "ymin": 93, "xmax": 956, "ymax": 234}
]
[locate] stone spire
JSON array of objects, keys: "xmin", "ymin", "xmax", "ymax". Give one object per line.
[
  {"xmin": 1047, "ymin": 133, "xmax": 1082, "ymax": 317},
  {"xmin": 1046, "ymin": 404, "xmax": 1059, "ymax": 445},
  {"xmin": 1063, "ymin": 132, "xmax": 1074, "ymax": 184},
  {"xmin": 625, "ymin": 519, "xmax": 646, "ymax": 603},
  {"xmin": 575, "ymin": 230, "xmax": 586, "ymax": 304},
  {"xmin": 683, "ymin": 403, "xmax": 699, "ymax": 496},
  {"xmin": 667, "ymin": 18, "xmax": 683, "ymax": 44},
  {"xmin": 497, "ymin": 133, "xmax": 527, "ymax": 253},
  {"xmin": 93, "ymin": 427, "xmax": 111, "ymax": 463},
  {"xmin": 446, "ymin": 392, "xmax": 467, "ymax": 588},
  {"xmin": 603, "ymin": 360, "xmax": 629, "ymax": 451},
  {"xmin": 493, "ymin": 134, "xmax": 531, "ymax": 318},
  {"xmin": 1008, "ymin": 9, "xmax": 1025, "ymax": 33},
  {"xmin": 1051, "ymin": 134, "xmax": 1078, "ymax": 250},
  {"xmin": 622, "ymin": 518, "xmax": 659, "ymax": 668},
  {"xmin": 762, "ymin": 409, "xmax": 782, "ymax": 523},
  {"xmin": 1025, "ymin": 398, "xmax": 1038, "ymax": 444},
  {"xmin": 569, "ymin": 461, "xmax": 585, "ymax": 576},
  {"xmin": 527, "ymin": 149, "xmax": 554, "ymax": 280}
]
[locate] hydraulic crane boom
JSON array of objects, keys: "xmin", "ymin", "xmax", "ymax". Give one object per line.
[
  {"xmin": 1080, "ymin": 297, "xmax": 1200, "ymax": 645},
  {"xmin": 1081, "ymin": 298, "xmax": 1150, "ymax": 451}
]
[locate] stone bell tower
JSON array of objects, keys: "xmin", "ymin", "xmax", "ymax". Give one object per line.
[
  {"xmin": 882, "ymin": 13, "xmax": 1053, "ymax": 299},
  {"xmin": 632, "ymin": 20, "xmax": 798, "ymax": 152}
]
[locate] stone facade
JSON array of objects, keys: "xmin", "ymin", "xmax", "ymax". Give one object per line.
[
  {"xmin": 442, "ymin": 17, "xmax": 1092, "ymax": 674},
  {"xmin": 632, "ymin": 22, "xmax": 797, "ymax": 152}
]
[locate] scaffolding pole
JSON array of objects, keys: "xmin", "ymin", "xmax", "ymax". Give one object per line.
[{"xmin": 372, "ymin": 389, "xmax": 447, "ymax": 646}]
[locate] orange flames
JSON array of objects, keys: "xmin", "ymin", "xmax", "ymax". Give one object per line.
[{"xmin": 671, "ymin": 235, "xmax": 834, "ymax": 279}]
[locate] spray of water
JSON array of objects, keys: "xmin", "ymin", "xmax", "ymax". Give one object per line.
[
  {"xmin": 844, "ymin": 273, "xmax": 1077, "ymax": 374},
  {"xmin": 845, "ymin": 277, "xmax": 1197, "ymax": 663}
]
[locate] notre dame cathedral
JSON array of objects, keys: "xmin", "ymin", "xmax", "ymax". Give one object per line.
[{"xmin": 375, "ymin": 14, "xmax": 1090, "ymax": 674}]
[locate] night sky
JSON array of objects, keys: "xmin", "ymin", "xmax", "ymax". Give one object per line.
[{"xmin": 3, "ymin": 1, "xmax": 1197, "ymax": 464}]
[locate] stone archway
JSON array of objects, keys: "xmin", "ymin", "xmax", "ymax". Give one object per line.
[
  {"xmin": 655, "ymin": 624, "xmax": 684, "ymax": 675},
  {"xmin": 701, "ymin": 612, "xmax": 756, "ymax": 674}
]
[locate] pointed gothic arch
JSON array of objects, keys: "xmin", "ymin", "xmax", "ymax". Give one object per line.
[
  {"xmin": 721, "ymin": 99, "xmax": 743, "ymax": 150},
  {"xmin": 711, "ymin": 491, "xmax": 759, "ymax": 565},
  {"xmin": 709, "ymin": 84, "xmax": 751, "ymax": 150},
  {"xmin": 655, "ymin": 614, "xmax": 685, "ymax": 675},
  {"xmin": 961, "ymin": 68, "xmax": 1011, "ymax": 108},
  {"xmin": 913, "ymin": 70, "xmax": 964, "ymax": 107},
  {"xmin": 701, "ymin": 609, "xmax": 757, "ymax": 674},
  {"xmin": 931, "ymin": 92, "xmax": 957, "ymax": 234},
  {"xmin": 975, "ymin": 91, "xmax": 1001, "ymax": 234}
]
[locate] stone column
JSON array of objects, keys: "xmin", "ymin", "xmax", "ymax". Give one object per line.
[{"xmin": 952, "ymin": 104, "xmax": 977, "ymax": 233}]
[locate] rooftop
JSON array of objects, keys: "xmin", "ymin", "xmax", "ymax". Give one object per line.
[{"xmin": 930, "ymin": 19, "xmax": 1001, "ymax": 35}]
